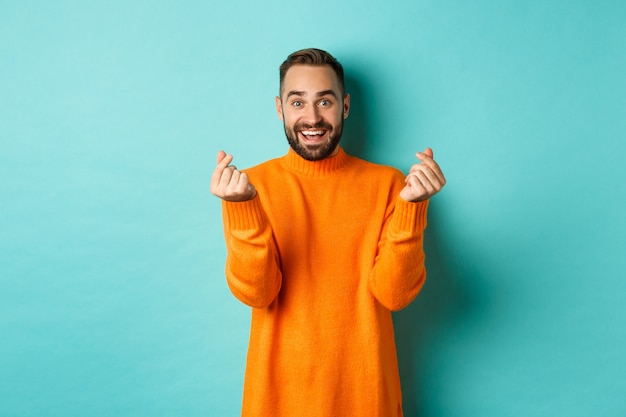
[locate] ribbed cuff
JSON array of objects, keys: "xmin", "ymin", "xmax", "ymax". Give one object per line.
[
  {"xmin": 391, "ymin": 197, "xmax": 429, "ymax": 234},
  {"xmin": 222, "ymin": 196, "xmax": 267, "ymax": 230}
]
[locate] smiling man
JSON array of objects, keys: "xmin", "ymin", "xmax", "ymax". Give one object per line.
[
  {"xmin": 210, "ymin": 48, "xmax": 446, "ymax": 417},
  {"xmin": 277, "ymin": 63, "xmax": 349, "ymax": 161}
]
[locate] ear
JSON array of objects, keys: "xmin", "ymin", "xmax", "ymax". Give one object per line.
[
  {"xmin": 275, "ymin": 96, "xmax": 284, "ymax": 121},
  {"xmin": 343, "ymin": 94, "xmax": 351, "ymax": 119}
]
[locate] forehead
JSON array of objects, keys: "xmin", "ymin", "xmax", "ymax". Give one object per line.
[{"xmin": 281, "ymin": 65, "xmax": 341, "ymax": 96}]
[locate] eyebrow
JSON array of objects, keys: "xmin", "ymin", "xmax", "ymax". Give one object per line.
[{"xmin": 286, "ymin": 89, "xmax": 338, "ymax": 99}]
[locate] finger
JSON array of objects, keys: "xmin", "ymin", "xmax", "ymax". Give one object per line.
[
  {"xmin": 211, "ymin": 153, "xmax": 234, "ymax": 187},
  {"xmin": 219, "ymin": 165, "xmax": 236, "ymax": 188},
  {"xmin": 236, "ymin": 172, "xmax": 256, "ymax": 198},
  {"xmin": 409, "ymin": 164, "xmax": 443, "ymax": 189},
  {"xmin": 218, "ymin": 153, "xmax": 234, "ymax": 168},
  {"xmin": 234, "ymin": 171, "xmax": 250, "ymax": 193},
  {"xmin": 228, "ymin": 170, "xmax": 256, "ymax": 200},
  {"xmin": 411, "ymin": 170, "xmax": 436, "ymax": 195},
  {"xmin": 415, "ymin": 151, "xmax": 434, "ymax": 164},
  {"xmin": 406, "ymin": 174, "xmax": 428, "ymax": 200},
  {"xmin": 415, "ymin": 148, "xmax": 434, "ymax": 164},
  {"xmin": 240, "ymin": 172, "xmax": 251, "ymax": 189},
  {"xmin": 229, "ymin": 168, "xmax": 241, "ymax": 189},
  {"xmin": 415, "ymin": 152, "xmax": 446, "ymax": 185}
]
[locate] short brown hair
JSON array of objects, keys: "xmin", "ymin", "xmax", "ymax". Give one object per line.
[{"xmin": 279, "ymin": 48, "xmax": 345, "ymax": 97}]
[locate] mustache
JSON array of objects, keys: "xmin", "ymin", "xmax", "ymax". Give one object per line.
[{"xmin": 295, "ymin": 121, "xmax": 333, "ymax": 131}]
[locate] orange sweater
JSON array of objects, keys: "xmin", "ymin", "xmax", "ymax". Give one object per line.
[{"xmin": 221, "ymin": 147, "xmax": 428, "ymax": 417}]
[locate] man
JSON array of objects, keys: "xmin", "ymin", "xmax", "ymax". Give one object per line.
[{"xmin": 211, "ymin": 48, "xmax": 445, "ymax": 417}]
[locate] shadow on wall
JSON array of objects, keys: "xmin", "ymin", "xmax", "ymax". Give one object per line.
[
  {"xmin": 394, "ymin": 208, "xmax": 482, "ymax": 416},
  {"xmin": 345, "ymin": 73, "xmax": 484, "ymax": 416},
  {"xmin": 342, "ymin": 74, "xmax": 370, "ymax": 159}
]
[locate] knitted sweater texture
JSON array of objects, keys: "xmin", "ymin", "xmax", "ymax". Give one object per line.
[{"xmin": 221, "ymin": 147, "xmax": 428, "ymax": 417}]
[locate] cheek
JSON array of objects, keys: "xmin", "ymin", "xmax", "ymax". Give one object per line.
[
  {"xmin": 331, "ymin": 110, "xmax": 345, "ymax": 124},
  {"xmin": 283, "ymin": 113, "xmax": 297, "ymax": 126}
]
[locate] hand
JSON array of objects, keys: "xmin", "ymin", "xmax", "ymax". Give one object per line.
[
  {"xmin": 210, "ymin": 150, "xmax": 257, "ymax": 202},
  {"xmin": 399, "ymin": 148, "xmax": 446, "ymax": 202}
]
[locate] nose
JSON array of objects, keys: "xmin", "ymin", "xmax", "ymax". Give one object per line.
[{"xmin": 304, "ymin": 105, "xmax": 322, "ymax": 125}]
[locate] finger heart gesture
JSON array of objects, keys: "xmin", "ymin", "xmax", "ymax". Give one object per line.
[
  {"xmin": 399, "ymin": 148, "xmax": 446, "ymax": 202},
  {"xmin": 210, "ymin": 150, "xmax": 257, "ymax": 202}
]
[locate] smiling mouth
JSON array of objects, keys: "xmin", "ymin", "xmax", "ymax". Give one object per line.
[{"xmin": 299, "ymin": 129, "xmax": 328, "ymax": 144}]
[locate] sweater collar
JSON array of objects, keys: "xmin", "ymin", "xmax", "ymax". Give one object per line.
[{"xmin": 281, "ymin": 146, "xmax": 350, "ymax": 177}]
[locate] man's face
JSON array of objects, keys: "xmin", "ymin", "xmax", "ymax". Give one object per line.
[{"xmin": 276, "ymin": 65, "xmax": 350, "ymax": 161}]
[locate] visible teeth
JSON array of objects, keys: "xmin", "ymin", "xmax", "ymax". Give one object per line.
[{"xmin": 302, "ymin": 130, "xmax": 324, "ymax": 136}]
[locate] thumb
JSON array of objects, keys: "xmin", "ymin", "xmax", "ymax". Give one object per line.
[
  {"xmin": 423, "ymin": 147, "xmax": 434, "ymax": 158},
  {"xmin": 216, "ymin": 150, "xmax": 227, "ymax": 163}
]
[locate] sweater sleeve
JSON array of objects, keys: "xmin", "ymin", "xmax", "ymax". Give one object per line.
[
  {"xmin": 221, "ymin": 196, "xmax": 282, "ymax": 308},
  {"xmin": 368, "ymin": 197, "xmax": 429, "ymax": 311}
]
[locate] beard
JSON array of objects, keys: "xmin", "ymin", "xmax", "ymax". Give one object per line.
[{"xmin": 283, "ymin": 120, "xmax": 344, "ymax": 161}]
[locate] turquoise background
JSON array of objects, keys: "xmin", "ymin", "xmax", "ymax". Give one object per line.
[{"xmin": 1, "ymin": 1, "xmax": 624, "ymax": 416}]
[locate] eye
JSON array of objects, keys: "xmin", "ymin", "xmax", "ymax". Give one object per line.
[
  {"xmin": 319, "ymin": 99, "xmax": 332, "ymax": 107},
  {"xmin": 292, "ymin": 100, "xmax": 303, "ymax": 108}
]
